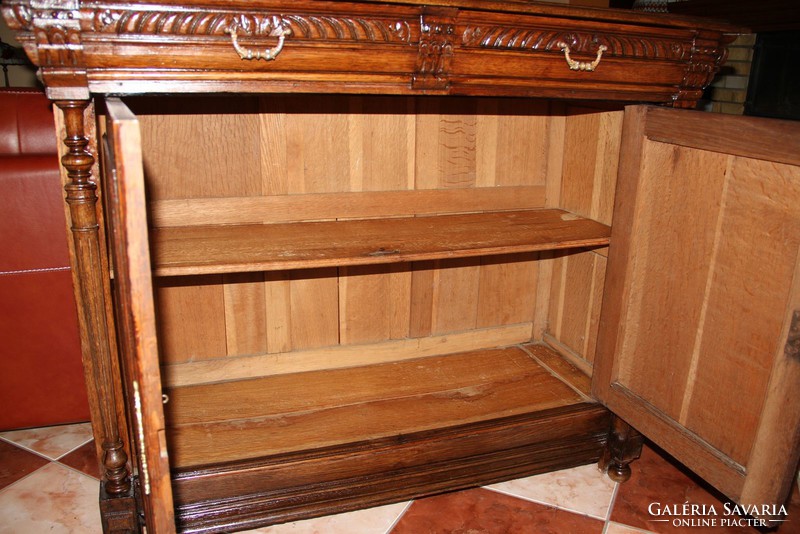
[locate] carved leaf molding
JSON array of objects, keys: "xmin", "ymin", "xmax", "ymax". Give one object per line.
[
  {"xmin": 462, "ymin": 25, "xmax": 691, "ymax": 60},
  {"xmin": 90, "ymin": 8, "xmax": 412, "ymax": 43}
]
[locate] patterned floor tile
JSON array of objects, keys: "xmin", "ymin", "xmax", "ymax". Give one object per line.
[
  {"xmin": 0, "ymin": 422, "xmax": 93, "ymax": 460},
  {"xmin": 0, "ymin": 439, "xmax": 49, "ymax": 491},
  {"xmin": 390, "ymin": 487, "xmax": 605, "ymax": 534},
  {"xmin": 605, "ymin": 522, "xmax": 657, "ymax": 534},
  {"xmin": 58, "ymin": 439, "xmax": 101, "ymax": 480},
  {"xmin": 240, "ymin": 501, "xmax": 410, "ymax": 534},
  {"xmin": 610, "ymin": 445, "xmax": 759, "ymax": 534},
  {"xmin": 488, "ymin": 463, "xmax": 617, "ymax": 519},
  {"xmin": 0, "ymin": 462, "xmax": 101, "ymax": 534}
]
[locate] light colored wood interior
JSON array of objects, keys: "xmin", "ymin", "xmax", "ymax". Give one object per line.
[
  {"xmin": 163, "ymin": 344, "xmax": 590, "ymax": 468},
  {"xmin": 613, "ymin": 139, "xmax": 800, "ymax": 467},
  {"xmin": 129, "ymin": 96, "xmax": 623, "ymax": 385}
]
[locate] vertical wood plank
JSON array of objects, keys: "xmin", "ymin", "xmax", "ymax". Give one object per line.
[
  {"xmin": 432, "ymin": 258, "xmax": 481, "ymax": 334},
  {"xmin": 340, "ymin": 264, "xmax": 412, "ymax": 345},
  {"xmin": 409, "ymin": 261, "xmax": 435, "ymax": 338},
  {"xmin": 223, "ymin": 273, "xmax": 267, "ymax": 357},
  {"xmin": 683, "ymin": 156, "xmax": 800, "ymax": 465},
  {"xmin": 557, "ymin": 251, "xmax": 595, "ymax": 356},
  {"xmin": 154, "ymin": 276, "xmax": 227, "ymax": 363},
  {"xmin": 617, "ymin": 141, "xmax": 728, "ymax": 420},
  {"xmin": 135, "ymin": 99, "xmax": 263, "ymax": 200},
  {"xmin": 415, "ymin": 98, "xmax": 478, "ymax": 189},
  {"xmin": 265, "ymin": 271, "xmax": 292, "ymax": 354},
  {"xmin": 290, "ymin": 268, "xmax": 340, "ymax": 350},
  {"xmin": 477, "ymin": 254, "xmax": 538, "ymax": 328}
]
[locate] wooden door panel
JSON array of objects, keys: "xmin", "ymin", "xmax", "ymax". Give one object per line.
[
  {"xmin": 103, "ymin": 98, "xmax": 175, "ymax": 532},
  {"xmin": 594, "ymin": 106, "xmax": 800, "ymax": 509}
]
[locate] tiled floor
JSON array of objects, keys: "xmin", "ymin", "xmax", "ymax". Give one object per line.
[{"xmin": 1, "ymin": 423, "xmax": 797, "ymax": 533}]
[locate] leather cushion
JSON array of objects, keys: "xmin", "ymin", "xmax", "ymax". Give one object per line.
[
  {"xmin": 0, "ymin": 155, "xmax": 70, "ymax": 271},
  {"xmin": 0, "ymin": 89, "xmax": 58, "ymax": 156}
]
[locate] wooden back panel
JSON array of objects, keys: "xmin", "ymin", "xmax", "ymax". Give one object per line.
[{"xmin": 129, "ymin": 96, "xmax": 580, "ymax": 383}]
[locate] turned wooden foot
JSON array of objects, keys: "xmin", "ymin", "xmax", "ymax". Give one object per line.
[{"xmin": 600, "ymin": 415, "xmax": 643, "ymax": 483}]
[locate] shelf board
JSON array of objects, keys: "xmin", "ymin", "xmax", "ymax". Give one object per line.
[
  {"xmin": 151, "ymin": 208, "xmax": 610, "ymax": 276},
  {"xmin": 164, "ymin": 345, "xmax": 591, "ymax": 469}
]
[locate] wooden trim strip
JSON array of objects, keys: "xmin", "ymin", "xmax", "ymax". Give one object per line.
[
  {"xmin": 150, "ymin": 186, "xmax": 546, "ymax": 227},
  {"xmin": 162, "ymin": 323, "xmax": 534, "ymax": 387},
  {"xmin": 645, "ymin": 107, "xmax": 800, "ymax": 167}
]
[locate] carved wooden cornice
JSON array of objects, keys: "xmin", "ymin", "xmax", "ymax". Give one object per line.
[{"xmin": 0, "ymin": 0, "xmax": 735, "ymax": 105}]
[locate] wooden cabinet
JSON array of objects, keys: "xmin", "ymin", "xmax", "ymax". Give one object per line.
[{"xmin": 4, "ymin": 1, "xmax": 800, "ymax": 532}]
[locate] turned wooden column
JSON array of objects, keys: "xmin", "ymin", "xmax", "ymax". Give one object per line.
[{"xmin": 56, "ymin": 100, "xmax": 130, "ymax": 496}]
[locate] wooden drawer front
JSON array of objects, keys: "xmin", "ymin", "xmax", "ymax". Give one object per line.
[
  {"xmin": 453, "ymin": 11, "xmax": 705, "ymax": 102},
  {"xmin": 80, "ymin": 4, "xmax": 422, "ymax": 92}
]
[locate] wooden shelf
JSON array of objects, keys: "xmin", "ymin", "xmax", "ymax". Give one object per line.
[
  {"xmin": 151, "ymin": 209, "xmax": 610, "ymax": 276},
  {"xmin": 164, "ymin": 345, "xmax": 592, "ymax": 469}
]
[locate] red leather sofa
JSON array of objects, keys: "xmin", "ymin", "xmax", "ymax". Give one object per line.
[{"xmin": 0, "ymin": 89, "xmax": 89, "ymax": 430}]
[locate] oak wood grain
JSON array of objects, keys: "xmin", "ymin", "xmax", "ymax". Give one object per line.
[{"xmin": 151, "ymin": 209, "xmax": 610, "ymax": 276}]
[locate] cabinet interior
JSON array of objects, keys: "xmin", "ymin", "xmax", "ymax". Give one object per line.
[{"xmin": 111, "ymin": 94, "xmax": 623, "ymax": 486}]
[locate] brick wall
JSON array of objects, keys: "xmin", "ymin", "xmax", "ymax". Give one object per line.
[{"xmin": 705, "ymin": 34, "xmax": 755, "ymax": 115}]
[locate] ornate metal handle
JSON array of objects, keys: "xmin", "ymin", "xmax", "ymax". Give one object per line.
[
  {"xmin": 227, "ymin": 22, "xmax": 292, "ymax": 61},
  {"xmin": 556, "ymin": 42, "xmax": 608, "ymax": 72}
]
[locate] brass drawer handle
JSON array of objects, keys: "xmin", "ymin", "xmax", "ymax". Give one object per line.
[
  {"xmin": 556, "ymin": 42, "xmax": 608, "ymax": 72},
  {"xmin": 227, "ymin": 20, "xmax": 292, "ymax": 61}
]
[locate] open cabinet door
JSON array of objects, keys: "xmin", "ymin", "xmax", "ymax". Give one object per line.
[
  {"xmin": 594, "ymin": 106, "xmax": 800, "ymax": 515},
  {"xmin": 103, "ymin": 98, "xmax": 175, "ymax": 532}
]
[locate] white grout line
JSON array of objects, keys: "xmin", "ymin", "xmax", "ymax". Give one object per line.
[
  {"xmin": 382, "ymin": 500, "xmax": 413, "ymax": 534},
  {"xmin": 602, "ymin": 482, "xmax": 620, "ymax": 533},
  {"xmin": 0, "ymin": 435, "xmax": 58, "ymax": 462},
  {"xmin": 56, "ymin": 435, "xmax": 95, "ymax": 461}
]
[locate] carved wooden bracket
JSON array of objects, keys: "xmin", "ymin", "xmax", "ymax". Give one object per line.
[
  {"xmin": 413, "ymin": 9, "xmax": 457, "ymax": 91},
  {"xmin": 674, "ymin": 34, "xmax": 735, "ymax": 108}
]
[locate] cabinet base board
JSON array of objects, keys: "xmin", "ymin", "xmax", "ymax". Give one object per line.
[{"xmin": 172, "ymin": 403, "xmax": 611, "ymax": 533}]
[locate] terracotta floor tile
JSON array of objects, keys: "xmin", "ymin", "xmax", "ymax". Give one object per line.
[
  {"xmin": 390, "ymin": 487, "xmax": 605, "ymax": 534},
  {"xmin": 0, "ymin": 422, "xmax": 93, "ymax": 460},
  {"xmin": 611, "ymin": 445, "xmax": 759, "ymax": 534},
  {"xmin": 0, "ymin": 439, "xmax": 49, "ymax": 491},
  {"xmin": 605, "ymin": 522, "xmax": 656, "ymax": 534},
  {"xmin": 0, "ymin": 462, "xmax": 101, "ymax": 534},
  {"xmin": 488, "ymin": 463, "xmax": 617, "ymax": 519},
  {"xmin": 58, "ymin": 439, "xmax": 101, "ymax": 480},
  {"xmin": 240, "ymin": 501, "xmax": 410, "ymax": 533}
]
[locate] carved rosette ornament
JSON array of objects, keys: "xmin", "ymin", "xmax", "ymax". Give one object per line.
[{"xmin": 413, "ymin": 12, "xmax": 456, "ymax": 90}]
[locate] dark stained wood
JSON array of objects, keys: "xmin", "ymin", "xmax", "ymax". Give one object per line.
[
  {"xmin": 600, "ymin": 416, "xmax": 643, "ymax": 483},
  {"xmin": 152, "ymin": 209, "xmax": 611, "ymax": 276},
  {"xmin": 103, "ymin": 99, "xmax": 176, "ymax": 533},
  {"xmin": 2, "ymin": 0, "xmax": 733, "ymax": 104},
  {"xmin": 172, "ymin": 405, "xmax": 610, "ymax": 533},
  {"xmin": 55, "ymin": 100, "xmax": 130, "ymax": 497}
]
